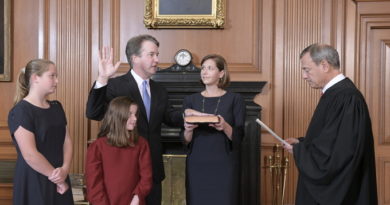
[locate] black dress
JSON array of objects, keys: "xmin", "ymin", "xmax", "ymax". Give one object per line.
[
  {"xmin": 8, "ymin": 100, "xmax": 74, "ymax": 205},
  {"xmin": 183, "ymin": 91, "xmax": 245, "ymax": 205},
  {"xmin": 293, "ymin": 78, "xmax": 378, "ymax": 204}
]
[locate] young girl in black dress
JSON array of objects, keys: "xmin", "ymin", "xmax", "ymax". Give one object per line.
[{"xmin": 8, "ymin": 59, "xmax": 74, "ymax": 204}]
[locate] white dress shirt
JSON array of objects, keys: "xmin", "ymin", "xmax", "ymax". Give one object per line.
[
  {"xmin": 322, "ymin": 73, "xmax": 346, "ymax": 94},
  {"xmin": 94, "ymin": 70, "xmax": 151, "ymax": 98}
]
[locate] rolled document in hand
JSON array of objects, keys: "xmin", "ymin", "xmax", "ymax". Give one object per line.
[{"xmin": 255, "ymin": 119, "xmax": 291, "ymax": 147}]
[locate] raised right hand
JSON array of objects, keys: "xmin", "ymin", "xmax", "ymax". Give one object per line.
[{"xmin": 97, "ymin": 47, "xmax": 121, "ymax": 85}]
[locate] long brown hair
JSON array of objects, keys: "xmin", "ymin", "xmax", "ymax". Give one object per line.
[
  {"xmin": 97, "ymin": 96, "xmax": 139, "ymax": 147},
  {"xmin": 14, "ymin": 59, "xmax": 55, "ymax": 105}
]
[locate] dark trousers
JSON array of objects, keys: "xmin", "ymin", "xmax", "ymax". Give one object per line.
[{"xmin": 146, "ymin": 182, "xmax": 162, "ymax": 205}]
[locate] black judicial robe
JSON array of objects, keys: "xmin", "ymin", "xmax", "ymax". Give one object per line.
[{"xmin": 293, "ymin": 78, "xmax": 378, "ymax": 205}]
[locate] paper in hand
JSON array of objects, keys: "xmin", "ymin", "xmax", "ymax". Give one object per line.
[{"xmin": 255, "ymin": 119, "xmax": 291, "ymax": 147}]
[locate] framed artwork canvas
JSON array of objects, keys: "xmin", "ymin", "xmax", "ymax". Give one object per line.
[{"xmin": 144, "ymin": 0, "xmax": 225, "ymax": 28}]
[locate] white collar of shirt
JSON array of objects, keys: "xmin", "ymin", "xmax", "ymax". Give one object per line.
[
  {"xmin": 131, "ymin": 69, "xmax": 151, "ymax": 97},
  {"xmin": 322, "ymin": 73, "xmax": 345, "ymax": 94}
]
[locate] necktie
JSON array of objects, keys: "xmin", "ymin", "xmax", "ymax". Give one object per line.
[{"xmin": 142, "ymin": 80, "xmax": 151, "ymax": 120}]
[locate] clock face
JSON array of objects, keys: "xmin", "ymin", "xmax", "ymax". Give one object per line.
[{"xmin": 175, "ymin": 49, "xmax": 192, "ymax": 66}]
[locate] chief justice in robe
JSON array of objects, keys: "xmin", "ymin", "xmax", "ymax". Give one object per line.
[{"xmin": 284, "ymin": 44, "xmax": 378, "ymax": 205}]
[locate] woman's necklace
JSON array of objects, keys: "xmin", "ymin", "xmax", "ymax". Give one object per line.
[{"xmin": 201, "ymin": 96, "xmax": 221, "ymax": 114}]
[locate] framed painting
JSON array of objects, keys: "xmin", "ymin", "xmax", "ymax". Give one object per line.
[
  {"xmin": 144, "ymin": 0, "xmax": 225, "ymax": 28},
  {"xmin": 0, "ymin": 0, "xmax": 11, "ymax": 81}
]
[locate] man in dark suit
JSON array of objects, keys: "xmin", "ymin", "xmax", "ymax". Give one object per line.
[{"xmin": 86, "ymin": 34, "xmax": 183, "ymax": 205}]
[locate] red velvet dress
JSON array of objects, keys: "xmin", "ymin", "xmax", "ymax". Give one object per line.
[{"xmin": 85, "ymin": 136, "xmax": 152, "ymax": 205}]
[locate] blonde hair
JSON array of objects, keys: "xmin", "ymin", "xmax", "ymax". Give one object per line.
[
  {"xmin": 14, "ymin": 59, "xmax": 55, "ymax": 105},
  {"xmin": 200, "ymin": 54, "xmax": 230, "ymax": 88},
  {"xmin": 97, "ymin": 96, "xmax": 139, "ymax": 147}
]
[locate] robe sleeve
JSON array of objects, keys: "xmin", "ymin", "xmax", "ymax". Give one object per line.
[
  {"xmin": 85, "ymin": 141, "xmax": 110, "ymax": 205},
  {"xmin": 231, "ymin": 93, "xmax": 246, "ymax": 150},
  {"xmin": 293, "ymin": 92, "xmax": 371, "ymax": 185},
  {"xmin": 132, "ymin": 139, "xmax": 153, "ymax": 199}
]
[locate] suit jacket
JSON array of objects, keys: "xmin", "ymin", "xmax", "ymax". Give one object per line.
[{"xmin": 86, "ymin": 71, "xmax": 183, "ymax": 182}]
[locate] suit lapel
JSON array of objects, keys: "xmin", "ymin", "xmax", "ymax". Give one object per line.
[{"xmin": 149, "ymin": 79, "xmax": 159, "ymax": 124}]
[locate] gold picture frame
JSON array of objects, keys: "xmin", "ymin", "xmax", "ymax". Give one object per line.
[
  {"xmin": 1, "ymin": 0, "xmax": 11, "ymax": 81},
  {"xmin": 144, "ymin": 0, "xmax": 225, "ymax": 29}
]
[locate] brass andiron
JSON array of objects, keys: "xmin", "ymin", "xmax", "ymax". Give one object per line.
[{"xmin": 264, "ymin": 144, "xmax": 289, "ymax": 205}]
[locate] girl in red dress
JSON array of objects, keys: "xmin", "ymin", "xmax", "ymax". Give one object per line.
[{"xmin": 86, "ymin": 96, "xmax": 152, "ymax": 205}]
